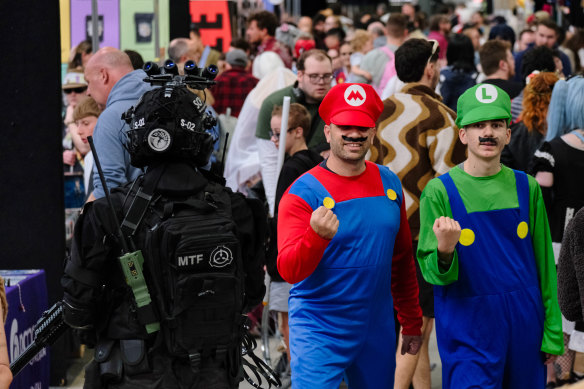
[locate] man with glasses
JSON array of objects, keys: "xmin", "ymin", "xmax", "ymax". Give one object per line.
[
  {"xmin": 277, "ymin": 83, "xmax": 422, "ymax": 388},
  {"xmin": 255, "ymin": 49, "xmax": 333, "ymax": 213},
  {"xmin": 371, "ymin": 38, "xmax": 466, "ymax": 389}
]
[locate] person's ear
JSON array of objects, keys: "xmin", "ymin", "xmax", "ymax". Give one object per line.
[
  {"xmin": 425, "ymin": 61, "xmax": 435, "ymax": 80},
  {"xmin": 100, "ymin": 68, "xmax": 109, "ymax": 84},
  {"xmin": 324, "ymin": 124, "xmax": 331, "ymax": 143},
  {"xmin": 459, "ymin": 127, "xmax": 468, "ymax": 145}
]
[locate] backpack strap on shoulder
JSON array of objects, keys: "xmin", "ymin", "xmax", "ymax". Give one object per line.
[{"xmin": 120, "ymin": 166, "xmax": 166, "ymax": 248}]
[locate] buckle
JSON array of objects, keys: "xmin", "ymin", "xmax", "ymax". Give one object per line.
[{"xmin": 188, "ymin": 351, "xmax": 201, "ymax": 373}]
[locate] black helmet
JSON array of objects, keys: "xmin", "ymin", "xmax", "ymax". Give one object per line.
[{"xmin": 124, "ymin": 85, "xmax": 216, "ymax": 168}]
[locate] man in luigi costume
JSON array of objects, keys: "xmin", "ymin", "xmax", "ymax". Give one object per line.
[{"xmin": 417, "ymin": 84, "xmax": 564, "ymax": 388}]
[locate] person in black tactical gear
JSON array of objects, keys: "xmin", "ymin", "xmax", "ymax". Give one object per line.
[{"xmin": 61, "ymin": 67, "xmax": 267, "ymax": 388}]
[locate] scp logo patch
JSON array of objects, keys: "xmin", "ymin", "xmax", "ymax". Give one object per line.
[
  {"xmin": 344, "ymin": 85, "xmax": 366, "ymax": 107},
  {"xmin": 210, "ymin": 245, "xmax": 233, "ymax": 268}
]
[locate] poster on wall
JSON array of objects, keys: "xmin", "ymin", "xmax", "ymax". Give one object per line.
[
  {"xmin": 119, "ymin": 0, "xmax": 169, "ymax": 64},
  {"xmin": 70, "ymin": 0, "xmax": 120, "ymax": 50},
  {"xmin": 85, "ymin": 15, "xmax": 104, "ymax": 42},
  {"xmin": 189, "ymin": 0, "xmax": 232, "ymax": 53},
  {"xmin": 134, "ymin": 13, "xmax": 154, "ymax": 43}
]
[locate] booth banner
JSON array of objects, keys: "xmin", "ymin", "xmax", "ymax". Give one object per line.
[
  {"xmin": 190, "ymin": 0, "xmax": 233, "ymax": 53},
  {"xmin": 60, "ymin": 0, "xmax": 72, "ymax": 63},
  {"xmin": 2, "ymin": 270, "xmax": 49, "ymax": 389},
  {"xmin": 119, "ymin": 0, "xmax": 170, "ymax": 65},
  {"xmin": 70, "ymin": 0, "xmax": 120, "ymax": 50}
]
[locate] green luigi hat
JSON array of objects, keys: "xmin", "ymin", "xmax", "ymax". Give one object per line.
[{"xmin": 456, "ymin": 84, "xmax": 511, "ymax": 128}]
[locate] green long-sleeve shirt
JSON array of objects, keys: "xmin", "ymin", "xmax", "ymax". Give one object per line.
[{"xmin": 417, "ymin": 164, "xmax": 564, "ymax": 355}]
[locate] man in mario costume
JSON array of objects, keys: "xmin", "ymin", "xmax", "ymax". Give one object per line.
[
  {"xmin": 277, "ymin": 83, "xmax": 423, "ymax": 388},
  {"xmin": 417, "ymin": 83, "xmax": 564, "ymax": 388}
]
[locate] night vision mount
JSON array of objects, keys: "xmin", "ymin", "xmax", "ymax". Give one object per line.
[{"xmin": 142, "ymin": 59, "xmax": 218, "ymax": 91}]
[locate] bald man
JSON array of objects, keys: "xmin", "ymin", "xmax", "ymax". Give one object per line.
[
  {"xmin": 168, "ymin": 38, "xmax": 198, "ymax": 69},
  {"xmin": 84, "ymin": 47, "xmax": 155, "ymax": 200}
]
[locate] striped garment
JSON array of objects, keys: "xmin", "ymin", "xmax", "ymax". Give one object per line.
[{"xmin": 370, "ymin": 83, "xmax": 467, "ymax": 239}]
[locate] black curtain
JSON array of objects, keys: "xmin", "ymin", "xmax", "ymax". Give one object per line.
[{"xmin": 0, "ymin": 0, "xmax": 67, "ymax": 384}]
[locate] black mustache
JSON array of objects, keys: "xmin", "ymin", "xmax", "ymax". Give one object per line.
[
  {"xmin": 478, "ymin": 137, "xmax": 497, "ymax": 143},
  {"xmin": 342, "ymin": 135, "xmax": 368, "ymax": 142}
]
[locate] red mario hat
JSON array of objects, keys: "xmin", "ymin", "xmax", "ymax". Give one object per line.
[{"xmin": 319, "ymin": 83, "xmax": 383, "ymax": 128}]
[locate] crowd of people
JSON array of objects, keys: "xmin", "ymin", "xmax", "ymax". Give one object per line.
[{"xmin": 55, "ymin": 1, "xmax": 584, "ymax": 388}]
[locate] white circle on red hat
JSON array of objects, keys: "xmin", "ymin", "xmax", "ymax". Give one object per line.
[
  {"xmin": 344, "ymin": 85, "xmax": 367, "ymax": 107},
  {"xmin": 475, "ymin": 84, "xmax": 498, "ymax": 104},
  {"xmin": 148, "ymin": 128, "xmax": 172, "ymax": 152}
]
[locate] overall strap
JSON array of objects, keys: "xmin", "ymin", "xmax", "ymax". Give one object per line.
[
  {"xmin": 378, "ymin": 165, "xmax": 403, "ymax": 208},
  {"xmin": 288, "ymin": 172, "xmax": 334, "ymax": 211},
  {"xmin": 437, "ymin": 172, "xmax": 467, "ymax": 216},
  {"xmin": 513, "ymin": 169, "xmax": 530, "ymax": 222}
]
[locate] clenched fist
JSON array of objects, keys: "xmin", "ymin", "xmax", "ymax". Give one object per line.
[
  {"xmin": 310, "ymin": 206, "xmax": 339, "ymax": 240},
  {"xmin": 433, "ymin": 216, "xmax": 461, "ymax": 256}
]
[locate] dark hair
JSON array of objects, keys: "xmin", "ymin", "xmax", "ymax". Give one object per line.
[
  {"xmin": 395, "ymin": 38, "xmax": 438, "ymax": 82},
  {"xmin": 271, "ymin": 103, "xmax": 311, "ymax": 139},
  {"xmin": 248, "ymin": 11, "xmax": 278, "ymax": 37},
  {"xmin": 536, "ymin": 18, "xmax": 559, "ymax": 36},
  {"xmin": 386, "ymin": 13, "xmax": 409, "ymax": 38},
  {"xmin": 325, "ymin": 27, "xmax": 346, "ymax": 42},
  {"xmin": 230, "ymin": 38, "xmax": 251, "ymax": 54},
  {"xmin": 564, "ymin": 29, "xmax": 584, "ymax": 72},
  {"xmin": 124, "ymin": 50, "xmax": 144, "ymax": 70},
  {"xmin": 429, "ymin": 14, "xmax": 449, "ymax": 32},
  {"xmin": 189, "ymin": 24, "xmax": 201, "ymax": 37},
  {"xmin": 521, "ymin": 46, "xmax": 556, "ymax": 81},
  {"xmin": 479, "ymin": 40, "xmax": 511, "ymax": 76},
  {"xmin": 414, "ymin": 11, "xmax": 428, "ymax": 31},
  {"xmin": 446, "ymin": 34, "xmax": 476, "ymax": 72},
  {"xmin": 519, "ymin": 29, "xmax": 534, "ymax": 40},
  {"xmin": 313, "ymin": 13, "xmax": 326, "ymax": 25},
  {"xmin": 68, "ymin": 40, "xmax": 92, "ymax": 70},
  {"xmin": 297, "ymin": 49, "xmax": 331, "ymax": 71},
  {"xmin": 488, "ymin": 24, "xmax": 516, "ymax": 49}
]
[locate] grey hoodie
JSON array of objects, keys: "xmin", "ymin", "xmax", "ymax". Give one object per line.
[{"xmin": 92, "ymin": 70, "xmax": 156, "ymax": 199}]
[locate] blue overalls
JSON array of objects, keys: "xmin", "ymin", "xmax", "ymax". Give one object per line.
[
  {"xmin": 436, "ymin": 170, "xmax": 545, "ymax": 388},
  {"xmin": 286, "ymin": 165, "xmax": 403, "ymax": 389}
]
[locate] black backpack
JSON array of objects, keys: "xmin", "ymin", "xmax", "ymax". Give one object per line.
[{"xmin": 120, "ymin": 174, "xmax": 245, "ymax": 375}]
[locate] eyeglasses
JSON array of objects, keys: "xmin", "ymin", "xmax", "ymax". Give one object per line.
[
  {"xmin": 64, "ymin": 87, "xmax": 87, "ymax": 94},
  {"xmin": 305, "ymin": 73, "xmax": 334, "ymax": 84},
  {"xmin": 427, "ymin": 39, "xmax": 439, "ymax": 64},
  {"xmin": 269, "ymin": 127, "xmax": 295, "ymax": 140}
]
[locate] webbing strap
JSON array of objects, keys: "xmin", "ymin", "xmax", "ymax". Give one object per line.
[
  {"xmin": 64, "ymin": 261, "xmax": 102, "ymax": 288},
  {"xmin": 120, "ymin": 166, "xmax": 166, "ymax": 246}
]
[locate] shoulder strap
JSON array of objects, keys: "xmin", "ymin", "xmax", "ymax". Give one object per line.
[
  {"xmin": 292, "ymin": 152, "xmax": 318, "ymax": 172},
  {"xmin": 120, "ymin": 167, "xmax": 166, "ymax": 248},
  {"xmin": 572, "ymin": 130, "xmax": 584, "ymax": 144},
  {"xmin": 437, "ymin": 172, "xmax": 467, "ymax": 217},
  {"xmin": 513, "ymin": 169, "xmax": 530, "ymax": 223}
]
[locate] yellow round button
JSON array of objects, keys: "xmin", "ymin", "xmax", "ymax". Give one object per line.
[
  {"xmin": 517, "ymin": 221, "xmax": 528, "ymax": 239},
  {"xmin": 459, "ymin": 228, "xmax": 475, "ymax": 246},
  {"xmin": 387, "ymin": 189, "xmax": 397, "ymax": 201},
  {"xmin": 323, "ymin": 197, "xmax": 335, "ymax": 209}
]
